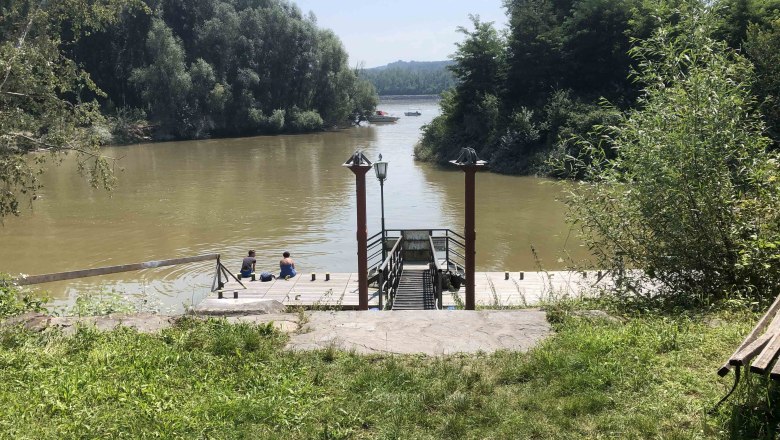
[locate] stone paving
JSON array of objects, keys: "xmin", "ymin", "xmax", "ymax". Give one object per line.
[
  {"xmin": 2, "ymin": 306, "xmax": 553, "ymax": 356},
  {"xmin": 287, "ymin": 309, "xmax": 551, "ymax": 355}
]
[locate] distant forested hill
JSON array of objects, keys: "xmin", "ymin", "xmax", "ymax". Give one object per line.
[{"xmin": 360, "ymin": 61, "xmax": 456, "ymax": 95}]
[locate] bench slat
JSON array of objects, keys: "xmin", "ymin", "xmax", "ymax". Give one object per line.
[
  {"xmin": 751, "ymin": 333, "xmax": 780, "ymax": 374},
  {"xmin": 719, "ymin": 293, "xmax": 780, "ymax": 376},
  {"xmin": 731, "ymin": 334, "xmax": 772, "ymax": 366}
]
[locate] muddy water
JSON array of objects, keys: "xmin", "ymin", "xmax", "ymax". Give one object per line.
[{"xmin": 0, "ymin": 98, "xmax": 587, "ymax": 312}]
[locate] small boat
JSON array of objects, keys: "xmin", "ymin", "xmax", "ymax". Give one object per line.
[
  {"xmin": 404, "ymin": 110, "xmax": 422, "ymax": 116},
  {"xmin": 367, "ymin": 110, "xmax": 399, "ymax": 123}
]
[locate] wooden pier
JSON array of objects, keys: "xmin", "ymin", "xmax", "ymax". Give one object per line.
[{"xmin": 196, "ymin": 270, "xmax": 607, "ymax": 311}]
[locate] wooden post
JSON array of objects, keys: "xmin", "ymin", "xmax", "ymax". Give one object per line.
[
  {"xmin": 464, "ymin": 166, "xmax": 477, "ymax": 310},
  {"xmin": 344, "ymin": 151, "xmax": 373, "ymax": 311},
  {"xmin": 450, "ymin": 148, "xmax": 486, "ymax": 312}
]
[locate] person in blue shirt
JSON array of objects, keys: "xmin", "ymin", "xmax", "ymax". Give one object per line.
[{"xmin": 279, "ymin": 251, "xmax": 296, "ymax": 279}]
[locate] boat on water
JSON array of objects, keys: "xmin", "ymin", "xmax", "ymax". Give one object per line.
[
  {"xmin": 367, "ymin": 110, "xmax": 399, "ymax": 123},
  {"xmin": 404, "ymin": 110, "xmax": 422, "ymax": 116}
]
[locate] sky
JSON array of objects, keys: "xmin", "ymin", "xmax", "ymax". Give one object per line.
[{"xmin": 292, "ymin": 0, "xmax": 508, "ymax": 68}]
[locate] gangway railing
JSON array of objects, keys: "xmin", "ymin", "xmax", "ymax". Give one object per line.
[
  {"xmin": 428, "ymin": 235, "xmax": 443, "ymax": 309},
  {"xmin": 368, "ymin": 229, "xmax": 467, "ymax": 310},
  {"xmin": 376, "ymin": 234, "xmax": 404, "ymax": 309}
]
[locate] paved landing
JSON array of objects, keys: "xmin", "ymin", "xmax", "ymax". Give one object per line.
[{"xmin": 286, "ymin": 309, "xmax": 551, "ymax": 355}]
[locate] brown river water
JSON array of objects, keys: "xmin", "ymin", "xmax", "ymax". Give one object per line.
[{"xmin": 0, "ymin": 98, "xmax": 588, "ymax": 312}]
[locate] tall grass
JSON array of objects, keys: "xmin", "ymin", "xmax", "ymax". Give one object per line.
[{"xmin": 0, "ymin": 308, "xmax": 767, "ymax": 439}]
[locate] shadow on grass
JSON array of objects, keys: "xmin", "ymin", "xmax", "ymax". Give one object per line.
[{"xmin": 725, "ymin": 374, "xmax": 780, "ymax": 439}]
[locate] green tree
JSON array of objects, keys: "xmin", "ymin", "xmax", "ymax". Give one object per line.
[
  {"xmin": 565, "ymin": 6, "xmax": 780, "ymax": 306},
  {"xmin": 130, "ymin": 17, "xmax": 192, "ymax": 138},
  {"xmin": 0, "ymin": 0, "xmax": 143, "ymax": 218},
  {"xmin": 416, "ymin": 16, "xmax": 506, "ymax": 163},
  {"xmin": 746, "ymin": 18, "xmax": 780, "ymax": 144}
]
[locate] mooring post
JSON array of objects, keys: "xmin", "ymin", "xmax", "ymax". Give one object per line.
[
  {"xmin": 464, "ymin": 166, "xmax": 477, "ymax": 310},
  {"xmin": 344, "ymin": 151, "xmax": 373, "ymax": 311},
  {"xmin": 450, "ymin": 148, "xmax": 487, "ymax": 311}
]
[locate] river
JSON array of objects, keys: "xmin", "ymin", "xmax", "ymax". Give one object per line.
[{"xmin": 0, "ymin": 97, "xmax": 588, "ymax": 312}]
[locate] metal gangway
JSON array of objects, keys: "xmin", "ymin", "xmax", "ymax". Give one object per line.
[{"xmin": 366, "ymin": 229, "xmax": 466, "ymax": 310}]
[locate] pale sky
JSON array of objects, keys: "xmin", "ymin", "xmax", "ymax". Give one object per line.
[{"xmin": 293, "ymin": 0, "xmax": 509, "ymax": 68}]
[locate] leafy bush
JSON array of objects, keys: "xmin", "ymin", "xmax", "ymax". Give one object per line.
[
  {"xmin": 0, "ymin": 275, "xmax": 47, "ymax": 319},
  {"xmin": 287, "ymin": 108, "xmax": 323, "ymax": 133},
  {"xmin": 565, "ymin": 7, "xmax": 780, "ymax": 307}
]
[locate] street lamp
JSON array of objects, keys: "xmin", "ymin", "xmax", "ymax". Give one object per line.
[
  {"xmin": 373, "ymin": 154, "xmax": 388, "ymax": 261},
  {"xmin": 450, "ymin": 147, "xmax": 487, "ymax": 310}
]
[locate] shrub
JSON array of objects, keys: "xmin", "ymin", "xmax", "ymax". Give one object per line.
[
  {"xmin": 0, "ymin": 275, "xmax": 47, "ymax": 318},
  {"xmin": 564, "ymin": 6, "xmax": 780, "ymax": 307},
  {"xmin": 287, "ymin": 108, "xmax": 323, "ymax": 133}
]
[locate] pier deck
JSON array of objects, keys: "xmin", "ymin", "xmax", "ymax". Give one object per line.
[{"xmin": 196, "ymin": 270, "xmax": 607, "ymax": 311}]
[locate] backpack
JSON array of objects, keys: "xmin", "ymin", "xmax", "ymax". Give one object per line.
[{"xmin": 260, "ymin": 272, "xmax": 274, "ymax": 282}]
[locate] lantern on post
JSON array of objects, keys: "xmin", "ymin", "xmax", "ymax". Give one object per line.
[
  {"xmin": 449, "ymin": 147, "xmax": 487, "ymax": 310},
  {"xmin": 343, "ymin": 150, "xmax": 373, "ymax": 310},
  {"xmin": 373, "ymin": 154, "xmax": 389, "ymax": 261}
]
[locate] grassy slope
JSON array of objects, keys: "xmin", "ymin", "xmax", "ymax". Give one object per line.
[{"xmin": 0, "ymin": 312, "xmax": 773, "ymax": 439}]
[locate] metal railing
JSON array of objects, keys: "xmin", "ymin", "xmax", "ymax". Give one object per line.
[
  {"xmin": 428, "ymin": 235, "xmax": 443, "ymax": 309},
  {"xmin": 377, "ymin": 234, "xmax": 404, "ymax": 309},
  {"xmin": 368, "ymin": 228, "xmax": 467, "ymax": 310}
]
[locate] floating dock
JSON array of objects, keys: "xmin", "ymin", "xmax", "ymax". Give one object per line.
[{"xmin": 194, "ymin": 270, "xmax": 608, "ymax": 312}]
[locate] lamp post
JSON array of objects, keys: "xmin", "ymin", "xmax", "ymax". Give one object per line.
[
  {"xmin": 450, "ymin": 147, "xmax": 487, "ymax": 311},
  {"xmin": 343, "ymin": 150, "xmax": 373, "ymax": 310},
  {"xmin": 373, "ymin": 154, "xmax": 388, "ymax": 261}
]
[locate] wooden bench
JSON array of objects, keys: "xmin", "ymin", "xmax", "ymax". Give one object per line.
[{"xmin": 715, "ymin": 293, "xmax": 780, "ymax": 409}]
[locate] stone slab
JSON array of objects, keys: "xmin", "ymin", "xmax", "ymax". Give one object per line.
[
  {"xmin": 286, "ymin": 309, "xmax": 551, "ymax": 355},
  {"xmin": 193, "ymin": 298, "xmax": 286, "ymax": 316}
]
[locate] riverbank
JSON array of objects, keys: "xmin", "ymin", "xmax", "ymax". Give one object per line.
[{"xmin": 0, "ymin": 304, "xmax": 762, "ymax": 438}]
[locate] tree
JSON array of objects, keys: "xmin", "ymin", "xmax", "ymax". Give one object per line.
[
  {"xmin": 746, "ymin": 18, "xmax": 780, "ymax": 145},
  {"xmin": 130, "ymin": 17, "xmax": 192, "ymax": 139},
  {"xmin": 0, "ymin": 0, "xmax": 144, "ymax": 218},
  {"xmin": 565, "ymin": 5, "xmax": 780, "ymax": 306},
  {"xmin": 415, "ymin": 16, "xmax": 506, "ymax": 164}
]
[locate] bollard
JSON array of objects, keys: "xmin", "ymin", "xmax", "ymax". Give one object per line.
[
  {"xmin": 233, "ymin": 291, "xmax": 238, "ymax": 299},
  {"xmin": 519, "ymin": 271, "xmax": 524, "ymax": 280},
  {"xmin": 311, "ymin": 273, "xmax": 316, "ymax": 281},
  {"xmin": 325, "ymin": 273, "xmax": 330, "ymax": 281},
  {"xmin": 505, "ymin": 271, "xmax": 509, "ymax": 280},
  {"xmin": 218, "ymin": 290, "xmax": 223, "ymax": 299}
]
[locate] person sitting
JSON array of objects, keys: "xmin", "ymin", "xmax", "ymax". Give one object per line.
[
  {"xmin": 279, "ymin": 251, "xmax": 296, "ymax": 279},
  {"xmin": 240, "ymin": 250, "xmax": 256, "ymax": 279}
]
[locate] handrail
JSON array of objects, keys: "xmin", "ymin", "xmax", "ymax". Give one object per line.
[
  {"xmin": 446, "ymin": 229, "xmax": 465, "ymax": 241},
  {"xmin": 379, "ymin": 236, "xmax": 403, "ymax": 272},
  {"xmin": 369, "ymin": 229, "xmax": 466, "ymax": 309},
  {"xmin": 428, "ymin": 235, "xmax": 442, "ymax": 309},
  {"xmin": 378, "ymin": 234, "xmax": 404, "ymax": 309}
]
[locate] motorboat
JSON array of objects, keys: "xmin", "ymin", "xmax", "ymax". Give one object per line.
[
  {"xmin": 367, "ymin": 110, "xmax": 399, "ymax": 123},
  {"xmin": 404, "ymin": 110, "xmax": 422, "ymax": 116}
]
